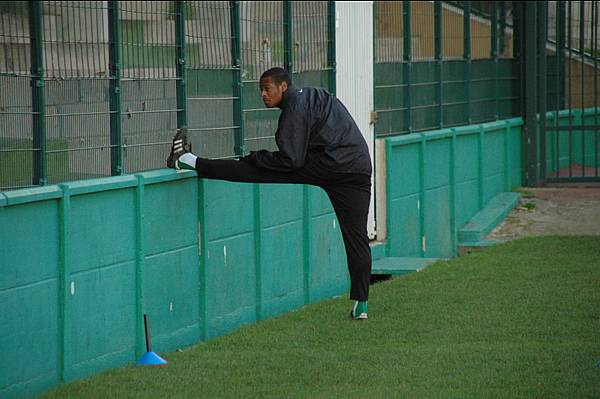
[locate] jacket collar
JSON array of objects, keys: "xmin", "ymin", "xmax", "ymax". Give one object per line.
[{"xmin": 279, "ymin": 85, "xmax": 301, "ymax": 109}]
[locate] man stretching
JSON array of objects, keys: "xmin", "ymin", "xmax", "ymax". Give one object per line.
[{"xmin": 167, "ymin": 67, "xmax": 372, "ymax": 320}]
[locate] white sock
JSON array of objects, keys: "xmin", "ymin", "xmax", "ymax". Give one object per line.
[{"xmin": 178, "ymin": 152, "xmax": 197, "ymax": 169}]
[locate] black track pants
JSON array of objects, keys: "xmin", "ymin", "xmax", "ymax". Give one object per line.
[{"xmin": 195, "ymin": 157, "xmax": 372, "ymax": 301}]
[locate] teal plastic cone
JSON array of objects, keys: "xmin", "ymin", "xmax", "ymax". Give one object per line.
[{"xmin": 137, "ymin": 351, "xmax": 168, "ymax": 366}]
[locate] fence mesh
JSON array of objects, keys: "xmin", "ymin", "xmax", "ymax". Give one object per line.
[
  {"xmin": 0, "ymin": 3, "xmax": 34, "ymax": 190},
  {"xmin": 186, "ymin": 1, "xmax": 237, "ymax": 160},
  {"xmin": 374, "ymin": 1, "xmax": 517, "ymax": 137},
  {"xmin": 1, "ymin": 1, "xmax": 524, "ymax": 190}
]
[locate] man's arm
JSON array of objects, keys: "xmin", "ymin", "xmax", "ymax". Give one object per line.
[{"xmin": 242, "ymin": 103, "xmax": 311, "ymax": 172}]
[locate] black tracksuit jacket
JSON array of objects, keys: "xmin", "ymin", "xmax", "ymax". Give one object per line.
[{"xmin": 242, "ymin": 85, "xmax": 372, "ymax": 177}]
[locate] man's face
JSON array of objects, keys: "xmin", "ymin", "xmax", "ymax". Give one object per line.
[{"xmin": 259, "ymin": 77, "xmax": 288, "ymax": 108}]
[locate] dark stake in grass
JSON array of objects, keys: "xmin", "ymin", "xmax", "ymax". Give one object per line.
[{"xmin": 41, "ymin": 236, "xmax": 600, "ymax": 399}]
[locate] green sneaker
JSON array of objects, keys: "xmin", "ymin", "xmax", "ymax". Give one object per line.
[{"xmin": 350, "ymin": 300, "xmax": 368, "ymax": 320}]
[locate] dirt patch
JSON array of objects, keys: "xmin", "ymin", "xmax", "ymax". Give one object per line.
[{"xmin": 487, "ymin": 187, "xmax": 600, "ymax": 241}]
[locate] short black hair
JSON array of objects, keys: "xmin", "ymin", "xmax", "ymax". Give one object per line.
[{"xmin": 260, "ymin": 67, "xmax": 292, "ymax": 86}]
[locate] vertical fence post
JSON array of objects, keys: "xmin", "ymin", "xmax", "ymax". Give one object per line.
[
  {"xmin": 463, "ymin": 2, "xmax": 471, "ymax": 124},
  {"xmin": 108, "ymin": 1, "xmax": 123, "ymax": 176},
  {"xmin": 579, "ymin": 1, "xmax": 585, "ymax": 176},
  {"xmin": 435, "ymin": 1, "xmax": 443, "ymax": 129},
  {"xmin": 327, "ymin": 0, "xmax": 336, "ymax": 95},
  {"xmin": 29, "ymin": 1, "xmax": 46, "ymax": 186},
  {"xmin": 253, "ymin": 185, "xmax": 263, "ymax": 321},
  {"xmin": 403, "ymin": 1, "xmax": 412, "ymax": 133},
  {"xmin": 175, "ymin": 1, "xmax": 187, "ymax": 130},
  {"xmin": 283, "ymin": 1, "xmax": 293, "ymax": 73},
  {"xmin": 230, "ymin": 1, "xmax": 244, "ymax": 157},
  {"xmin": 524, "ymin": 2, "xmax": 539, "ymax": 187},
  {"xmin": 557, "ymin": 1, "xmax": 566, "ymax": 111},
  {"xmin": 513, "ymin": 2, "xmax": 522, "ymax": 118},
  {"xmin": 58, "ymin": 185, "xmax": 71, "ymax": 382},
  {"xmin": 499, "ymin": 1, "xmax": 506, "ymax": 55},
  {"xmin": 538, "ymin": 2, "xmax": 547, "ymax": 183},
  {"xmin": 134, "ymin": 175, "xmax": 145, "ymax": 358},
  {"xmin": 492, "ymin": 1, "xmax": 499, "ymax": 120},
  {"xmin": 302, "ymin": 186, "xmax": 312, "ymax": 305}
]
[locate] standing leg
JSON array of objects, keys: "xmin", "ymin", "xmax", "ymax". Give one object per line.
[{"xmin": 323, "ymin": 175, "xmax": 372, "ymax": 301}]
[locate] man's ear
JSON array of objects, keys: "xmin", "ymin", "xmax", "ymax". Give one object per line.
[{"xmin": 280, "ymin": 81, "xmax": 288, "ymax": 92}]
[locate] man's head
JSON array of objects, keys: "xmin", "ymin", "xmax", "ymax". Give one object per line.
[{"xmin": 259, "ymin": 67, "xmax": 291, "ymax": 108}]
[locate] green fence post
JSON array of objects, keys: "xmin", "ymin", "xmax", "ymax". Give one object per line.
[
  {"xmin": 579, "ymin": 1, "xmax": 585, "ymax": 176},
  {"xmin": 253, "ymin": 185, "xmax": 263, "ymax": 321},
  {"xmin": 134, "ymin": 175, "xmax": 145, "ymax": 358},
  {"xmin": 450, "ymin": 130, "xmax": 457, "ymax": 257},
  {"xmin": 303, "ymin": 186, "xmax": 312, "ymax": 304},
  {"xmin": 108, "ymin": 1, "xmax": 123, "ymax": 176},
  {"xmin": 435, "ymin": 1, "xmax": 443, "ymax": 128},
  {"xmin": 284, "ymin": 0, "xmax": 293, "ymax": 73},
  {"xmin": 29, "ymin": 1, "xmax": 46, "ymax": 186},
  {"xmin": 327, "ymin": 1, "xmax": 337, "ymax": 95},
  {"xmin": 538, "ymin": 2, "xmax": 547, "ymax": 183},
  {"xmin": 492, "ymin": 1, "xmax": 499, "ymax": 120},
  {"xmin": 198, "ymin": 180, "xmax": 208, "ymax": 341},
  {"xmin": 419, "ymin": 135, "xmax": 426, "ymax": 257},
  {"xmin": 478, "ymin": 126, "xmax": 485, "ymax": 209},
  {"xmin": 524, "ymin": 2, "xmax": 539, "ymax": 187},
  {"xmin": 58, "ymin": 185, "xmax": 71, "ymax": 382},
  {"xmin": 403, "ymin": 1, "xmax": 412, "ymax": 133},
  {"xmin": 175, "ymin": 1, "xmax": 187, "ymax": 130},
  {"xmin": 230, "ymin": 1, "xmax": 245, "ymax": 156},
  {"xmin": 499, "ymin": 1, "xmax": 506, "ymax": 55},
  {"xmin": 513, "ymin": 2, "xmax": 522, "ymax": 118},
  {"xmin": 557, "ymin": 1, "xmax": 566, "ymax": 111},
  {"xmin": 464, "ymin": 2, "xmax": 472, "ymax": 124},
  {"xmin": 504, "ymin": 122, "xmax": 512, "ymax": 190}
]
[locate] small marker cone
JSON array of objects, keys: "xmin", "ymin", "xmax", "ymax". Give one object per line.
[
  {"xmin": 137, "ymin": 314, "xmax": 168, "ymax": 366},
  {"xmin": 137, "ymin": 351, "xmax": 168, "ymax": 366}
]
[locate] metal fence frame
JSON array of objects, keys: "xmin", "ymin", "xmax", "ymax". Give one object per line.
[
  {"xmin": 373, "ymin": 1, "xmax": 517, "ymax": 137},
  {"xmin": 0, "ymin": 1, "xmax": 336, "ymax": 191}
]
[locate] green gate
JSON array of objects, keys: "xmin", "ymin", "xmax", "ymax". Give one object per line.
[{"xmin": 539, "ymin": 1, "xmax": 600, "ymax": 183}]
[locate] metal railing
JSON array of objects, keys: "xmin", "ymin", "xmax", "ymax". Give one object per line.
[
  {"xmin": 374, "ymin": 1, "xmax": 517, "ymax": 137},
  {"xmin": 0, "ymin": 1, "xmax": 335, "ymax": 191}
]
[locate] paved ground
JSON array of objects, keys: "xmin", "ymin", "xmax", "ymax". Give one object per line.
[{"xmin": 487, "ymin": 186, "xmax": 600, "ymax": 241}]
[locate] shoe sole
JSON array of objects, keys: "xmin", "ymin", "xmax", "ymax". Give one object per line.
[
  {"xmin": 350, "ymin": 311, "xmax": 368, "ymax": 320},
  {"xmin": 166, "ymin": 128, "xmax": 191, "ymax": 168}
]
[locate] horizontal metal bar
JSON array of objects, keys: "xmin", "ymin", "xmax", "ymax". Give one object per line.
[
  {"xmin": 375, "ymin": 84, "xmax": 409, "ymax": 89},
  {"xmin": 46, "ymin": 111, "xmax": 111, "ymax": 118},
  {"xmin": 376, "ymin": 107, "xmax": 409, "ymax": 113},
  {"xmin": 0, "ymin": 148, "xmax": 37, "ymax": 153},
  {"xmin": 46, "ymin": 145, "xmax": 110, "ymax": 153},
  {"xmin": 244, "ymin": 136, "xmax": 275, "ymax": 141},
  {"xmin": 121, "ymin": 142, "xmax": 170, "ymax": 149},
  {"xmin": 187, "ymin": 96, "xmax": 239, "ymax": 101},
  {"xmin": 188, "ymin": 126, "xmax": 239, "ymax": 132},
  {"xmin": 0, "ymin": 111, "xmax": 37, "ymax": 116},
  {"xmin": 545, "ymin": 177, "xmax": 600, "ymax": 183},
  {"xmin": 545, "ymin": 125, "xmax": 600, "ymax": 131},
  {"xmin": 125, "ymin": 109, "xmax": 181, "ymax": 115},
  {"xmin": 242, "ymin": 108, "xmax": 279, "ymax": 113}
]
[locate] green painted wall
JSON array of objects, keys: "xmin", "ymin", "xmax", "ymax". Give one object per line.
[
  {"xmin": 0, "ymin": 169, "xmax": 347, "ymax": 399},
  {"xmin": 0, "ymin": 116, "xmax": 526, "ymax": 398},
  {"xmin": 384, "ymin": 118, "xmax": 523, "ymax": 259}
]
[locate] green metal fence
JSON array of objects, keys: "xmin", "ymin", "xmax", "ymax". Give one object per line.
[
  {"xmin": 540, "ymin": 1, "xmax": 600, "ymax": 182},
  {"xmin": 0, "ymin": 1, "xmax": 335, "ymax": 191},
  {"xmin": 374, "ymin": 1, "xmax": 517, "ymax": 137}
]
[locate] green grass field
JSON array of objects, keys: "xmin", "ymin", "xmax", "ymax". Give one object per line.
[{"xmin": 41, "ymin": 236, "xmax": 600, "ymax": 398}]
